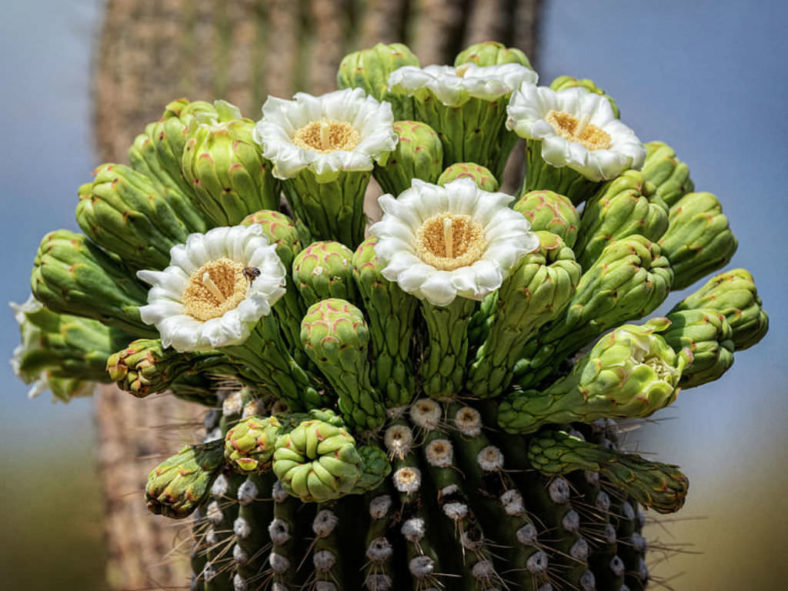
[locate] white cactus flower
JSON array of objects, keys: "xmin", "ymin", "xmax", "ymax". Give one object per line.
[
  {"xmin": 137, "ymin": 225, "xmax": 286, "ymax": 352},
  {"xmin": 253, "ymin": 88, "xmax": 397, "ymax": 181},
  {"xmin": 507, "ymin": 84, "xmax": 646, "ymax": 181},
  {"xmin": 370, "ymin": 179, "xmax": 538, "ymax": 307},
  {"xmin": 388, "ymin": 63, "xmax": 538, "ymax": 106}
]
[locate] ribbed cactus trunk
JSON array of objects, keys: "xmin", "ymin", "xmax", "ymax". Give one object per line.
[{"xmin": 92, "ymin": 1, "xmax": 541, "ymax": 588}]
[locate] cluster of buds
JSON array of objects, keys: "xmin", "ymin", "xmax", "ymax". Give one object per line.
[{"xmin": 12, "ymin": 40, "xmax": 768, "ymax": 590}]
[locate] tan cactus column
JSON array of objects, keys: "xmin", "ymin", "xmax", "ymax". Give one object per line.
[{"xmin": 91, "ymin": 0, "xmax": 541, "ymax": 588}]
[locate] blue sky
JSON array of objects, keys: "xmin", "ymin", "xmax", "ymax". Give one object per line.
[{"xmin": 0, "ymin": 1, "xmax": 786, "ymax": 589}]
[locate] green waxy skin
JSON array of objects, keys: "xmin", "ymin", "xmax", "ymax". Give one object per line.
[
  {"xmin": 550, "ymin": 75, "xmax": 620, "ymax": 118},
  {"xmin": 337, "ymin": 43, "xmax": 420, "ymax": 121},
  {"xmin": 240, "ymin": 209, "xmax": 307, "ymax": 357},
  {"xmin": 76, "ymin": 163, "xmax": 196, "ymax": 271},
  {"xmin": 420, "ymin": 296, "xmax": 477, "ymax": 399},
  {"xmin": 182, "ymin": 117, "xmax": 281, "ymax": 226},
  {"xmin": 663, "ymin": 308, "xmax": 735, "ymax": 388},
  {"xmin": 145, "ymin": 440, "xmax": 225, "ymax": 519},
  {"xmin": 31, "ymin": 230, "xmax": 155, "ymax": 337},
  {"xmin": 292, "ymin": 240, "xmax": 357, "ymax": 307},
  {"xmin": 522, "ymin": 138, "xmax": 603, "ymax": 205},
  {"xmin": 436, "ymin": 161, "xmax": 499, "ymax": 191},
  {"xmin": 467, "ymin": 232, "xmax": 581, "ymax": 399},
  {"xmin": 300, "ymin": 299, "xmax": 386, "ymax": 430},
  {"xmin": 574, "ymin": 169, "xmax": 669, "ymax": 269},
  {"xmin": 529, "ymin": 430, "xmax": 689, "ymax": 514},
  {"xmin": 658, "ymin": 191, "xmax": 738, "ymax": 290},
  {"xmin": 501, "ymin": 321, "xmax": 684, "ymax": 433},
  {"xmin": 374, "ymin": 120, "xmax": 444, "ymax": 196},
  {"xmin": 13, "ymin": 300, "xmax": 129, "ymax": 386},
  {"xmin": 515, "ymin": 235, "xmax": 674, "ymax": 388},
  {"xmin": 455, "ymin": 41, "xmax": 533, "ymax": 68},
  {"xmin": 352, "ymin": 237, "xmax": 417, "ymax": 408},
  {"xmin": 282, "ymin": 169, "xmax": 371, "ymax": 249},
  {"xmin": 514, "ymin": 189, "xmax": 580, "ymax": 248},
  {"xmin": 670, "ymin": 268, "xmax": 768, "ymax": 351},
  {"xmin": 641, "ymin": 140, "xmax": 695, "ymax": 208}
]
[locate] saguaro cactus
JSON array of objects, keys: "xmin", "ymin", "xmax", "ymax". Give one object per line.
[{"xmin": 15, "ymin": 30, "xmax": 768, "ymax": 591}]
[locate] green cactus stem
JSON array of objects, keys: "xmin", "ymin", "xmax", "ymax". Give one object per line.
[
  {"xmin": 466, "ymin": 232, "xmax": 581, "ymax": 399},
  {"xmin": 300, "ymin": 299, "xmax": 386, "ymax": 430},
  {"xmin": 352, "ymin": 237, "xmax": 418, "ymax": 408}
]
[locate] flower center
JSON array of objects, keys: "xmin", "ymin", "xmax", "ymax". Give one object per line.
[
  {"xmin": 545, "ymin": 110, "xmax": 611, "ymax": 151},
  {"xmin": 644, "ymin": 356, "xmax": 673, "ymax": 381},
  {"xmin": 292, "ymin": 119, "xmax": 361, "ymax": 153},
  {"xmin": 182, "ymin": 258, "xmax": 249, "ymax": 321},
  {"xmin": 416, "ymin": 214, "xmax": 487, "ymax": 271}
]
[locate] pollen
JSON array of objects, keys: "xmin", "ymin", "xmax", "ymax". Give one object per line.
[
  {"xmin": 416, "ymin": 213, "xmax": 487, "ymax": 271},
  {"xmin": 292, "ymin": 119, "xmax": 361, "ymax": 153},
  {"xmin": 545, "ymin": 110, "xmax": 612, "ymax": 151},
  {"xmin": 183, "ymin": 258, "xmax": 248, "ymax": 321}
]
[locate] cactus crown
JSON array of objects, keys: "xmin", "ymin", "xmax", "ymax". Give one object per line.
[{"xmin": 13, "ymin": 39, "xmax": 768, "ymax": 591}]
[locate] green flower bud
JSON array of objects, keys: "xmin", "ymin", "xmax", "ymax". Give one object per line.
[
  {"xmin": 76, "ymin": 163, "xmax": 195, "ymax": 270},
  {"xmin": 240, "ymin": 210, "xmax": 306, "ymax": 354},
  {"xmin": 658, "ymin": 192, "xmax": 738, "ymax": 290},
  {"xmin": 301, "ymin": 299, "xmax": 385, "ymax": 430},
  {"xmin": 273, "ymin": 419, "xmax": 363, "ymax": 502},
  {"xmin": 225, "ymin": 416, "xmax": 283, "ymax": 473},
  {"xmin": 467, "ymin": 232, "xmax": 581, "ymax": 398},
  {"xmin": 455, "ymin": 41, "xmax": 532, "ymax": 68},
  {"xmin": 182, "ymin": 118, "xmax": 280, "ymax": 226},
  {"xmin": 575, "ymin": 170, "xmax": 669, "ymax": 269},
  {"xmin": 128, "ymin": 98, "xmax": 242, "ymax": 232},
  {"xmin": 106, "ymin": 338, "xmax": 231, "ymax": 397},
  {"xmin": 550, "ymin": 75, "xmax": 620, "ymax": 118},
  {"xmin": 663, "ymin": 309, "xmax": 735, "ymax": 388},
  {"xmin": 671, "ymin": 269, "xmax": 768, "ymax": 351},
  {"xmin": 501, "ymin": 320, "xmax": 684, "ymax": 433},
  {"xmin": 352, "ymin": 237, "xmax": 417, "ymax": 407},
  {"xmin": 31, "ymin": 230, "xmax": 153, "ymax": 336},
  {"xmin": 515, "ymin": 235, "xmax": 673, "ymax": 387},
  {"xmin": 293, "ymin": 241, "xmax": 357, "ymax": 307},
  {"xmin": 337, "ymin": 43, "xmax": 420, "ymax": 120},
  {"xmin": 437, "ymin": 162, "xmax": 499, "ymax": 191},
  {"xmin": 514, "ymin": 190, "xmax": 580, "ymax": 248},
  {"xmin": 145, "ymin": 441, "xmax": 225, "ymax": 519},
  {"xmin": 529, "ymin": 430, "xmax": 689, "ymax": 514},
  {"xmin": 641, "ymin": 141, "xmax": 694, "ymax": 208},
  {"xmin": 374, "ymin": 121, "xmax": 443, "ymax": 196},
  {"xmin": 11, "ymin": 296, "xmax": 128, "ymax": 400}
]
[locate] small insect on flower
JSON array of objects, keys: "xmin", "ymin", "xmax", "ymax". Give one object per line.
[{"xmin": 243, "ymin": 266, "xmax": 261, "ymax": 284}]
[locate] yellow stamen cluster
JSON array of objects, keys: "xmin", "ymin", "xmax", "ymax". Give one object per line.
[
  {"xmin": 183, "ymin": 258, "xmax": 248, "ymax": 321},
  {"xmin": 292, "ymin": 119, "xmax": 361, "ymax": 153},
  {"xmin": 416, "ymin": 214, "xmax": 487, "ymax": 271},
  {"xmin": 545, "ymin": 110, "xmax": 612, "ymax": 151}
]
